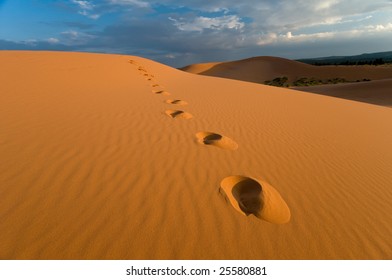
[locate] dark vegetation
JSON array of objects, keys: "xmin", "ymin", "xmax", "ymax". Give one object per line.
[
  {"xmin": 264, "ymin": 77, "xmax": 289, "ymax": 87},
  {"xmin": 312, "ymin": 58, "xmax": 388, "ymax": 66},
  {"xmin": 297, "ymin": 51, "xmax": 392, "ymax": 66},
  {"xmin": 265, "ymin": 77, "xmax": 371, "ymax": 87}
]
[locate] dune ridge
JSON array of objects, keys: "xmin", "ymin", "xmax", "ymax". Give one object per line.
[
  {"xmin": 181, "ymin": 56, "xmax": 392, "ymax": 107},
  {"xmin": 1, "ymin": 51, "xmax": 392, "ymax": 259},
  {"xmin": 181, "ymin": 56, "xmax": 392, "ymax": 83}
]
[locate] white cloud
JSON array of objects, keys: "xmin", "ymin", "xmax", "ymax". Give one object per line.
[
  {"xmin": 257, "ymin": 22, "xmax": 392, "ymax": 46},
  {"xmin": 60, "ymin": 30, "xmax": 96, "ymax": 45},
  {"xmin": 258, "ymin": 30, "xmax": 347, "ymax": 45},
  {"xmin": 314, "ymin": 0, "xmax": 340, "ymax": 11},
  {"xmin": 107, "ymin": 0, "xmax": 149, "ymax": 8},
  {"xmin": 71, "ymin": 0, "xmax": 94, "ymax": 10},
  {"xmin": 369, "ymin": 23, "xmax": 392, "ymax": 31},
  {"xmin": 71, "ymin": 0, "xmax": 100, "ymax": 19},
  {"xmin": 47, "ymin": 38, "xmax": 60, "ymax": 44},
  {"xmin": 169, "ymin": 15, "xmax": 245, "ymax": 32}
]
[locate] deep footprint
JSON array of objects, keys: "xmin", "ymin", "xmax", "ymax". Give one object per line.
[
  {"xmin": 165, "ymin": 99, "xmax": 188, "ymax": 105},
  {"xmin": 195, "ymin": 132, "xmax": 238, "ymax": 150},
  {"xmin": 165, "ymin": 110, "xmax": 193, "ymax": 119},
  {"xmin": 153, "ymin": 90, "xmax": 170, "ymax": 96},
  {"xmin": 220, "ymin": 176, "xmax": 291, "ymax": 224}
]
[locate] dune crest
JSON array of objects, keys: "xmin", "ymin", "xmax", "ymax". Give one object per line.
[{"xmin": 181, "ymin": 56, "xmax": 392, "ymax": 107}]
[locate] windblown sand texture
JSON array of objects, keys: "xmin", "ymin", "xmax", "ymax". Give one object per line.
[
  {"xmin": 181, "ymin": 56, "xmax": 392, "ymax": 107},
  {"xmin": 1, "ymin": 51, "xmax": 392, "ymax": 260}
]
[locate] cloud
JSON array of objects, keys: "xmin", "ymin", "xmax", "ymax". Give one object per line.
[
  {"xmin": 369, "ymin": 22, "xmax": 392, "ymax": 31},
  {"xmin": 169, "ymin": 15, "xmax": 245, "ymax": 31},
  {"xmin": 107, "ymin": 0, "xmax": 150, "ymax": 8},
  {"xmin": 3, "ymin": 0, "xmax": 392, "ymax": 67},
  {"xmin": 314, "ymin": 0, "xmax": 340, "ymax": 11},
  {"xmin": 71, "ymin": 0, "xmax": 94, "ymax": 10},
  {"xmin": 165, "ymin": 54, "xmax": 176, "ymax": 59},
  {"xmin": 71, "ymin": 0, "xmax": 100, "ymax": 19},
  {"xmin": 59, "ymin": 30, "xmax": 96, "ymax": 45},
  {"xmin": 257, "ymin": 21, "xmax": 392, "ymax": 46},
  {"xmin": 257, "ymin": 31, "xmax": 335, "ymax": 46},
  {"xmin": 164, "ymin": 0, "xmax": 392, "ymax": 33},
  {"xmin": 47, "ymin": 38, "xmax": 60, "ymax": 44}
]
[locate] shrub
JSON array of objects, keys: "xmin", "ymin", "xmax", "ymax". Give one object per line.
[{"xmin": 264, "ymin": 76, "xmax": 289, "ymax": 87}]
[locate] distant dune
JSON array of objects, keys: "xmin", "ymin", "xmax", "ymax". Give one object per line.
[
  {"xmin": 1, "ymin": 51, "xmax": 392, "ymax": 259},
  {"xmin": 181, "ymin": 56, "xmax": 392, "ymax": 107},
  {"xmin": 295, "ymin": 78, "xmax": 392, "ymax": 107}
]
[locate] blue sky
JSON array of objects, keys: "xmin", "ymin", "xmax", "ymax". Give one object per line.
[{"xmin": 1, "ymin": 0, "xmax": 392, "ymax": 66}]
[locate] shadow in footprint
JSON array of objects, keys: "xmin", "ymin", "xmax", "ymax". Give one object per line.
[
  {"xmin": 153, "ymin": 90, "xmax": 170, "ymax": 96},
  {"xmin": 195, "ymin": 132, "xmax": 238, "ymax": 150},
  {"xmin": 165, "ymin": 110, "xmax": 193, "ymax": 119},
  {"xmin": 220, "ymin": 176, "xmax": 291, "ymax": 224},
  {"xmin": 165, "ymin": 99, "xmax": 188, "ymax": 105}
]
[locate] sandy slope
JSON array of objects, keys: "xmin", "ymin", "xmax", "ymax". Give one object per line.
[
  {"xmin": 181, "ymin": 56, "xmax": 392, "ymax": 107},
  {"xmin": 1, "ymin": 51, "xmax": 392, "ymax": 260},
  {"xmin": 294, "ymin": 78, "xmax": 392, "ymax": 107},
  {"xmin": 181, "ymin": 56, "xmax": 392, "ymax": 83}
]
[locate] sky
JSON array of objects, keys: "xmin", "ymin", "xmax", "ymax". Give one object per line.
[{"xmin": 1, "ymin": 0, "xmax": 392, "ymax": 67}]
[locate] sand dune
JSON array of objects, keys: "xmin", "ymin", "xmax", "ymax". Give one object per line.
[
  {"xmin": 181, "ymin": 56, "xmax": 392, "ymax": 107},
  {"xmin": 181, "ymin": 56, "xmax": 392, "ymax": 83},
  {"xmin": 1, "ymin": 51, "xmax": 392, "ymax": 260},
  {"xmin": 294, "ymin": 78, "xmax": 392, "ymax": 107}
]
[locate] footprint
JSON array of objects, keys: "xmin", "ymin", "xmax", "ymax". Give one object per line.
[
  {"xmin": 129, "ymin": 60, "xmax": 136, "ymax": 64},
  {"xmin": 165, "ymin": 110, "xmax": 193, "ymax": 119},
  {"xmin": 195, "ymin": 132, "xmax": 238, "ymax": 150},
  {"xmin": 153, "ymin": 90, "xmax": 170, "ymax": 96},
  {"xmin": 220, "ymin": 176, "xmax": 291, "ymax": 224},
  {"xmin": 165, "ymin": 99, "xmax": 188, "ymax": 105}
]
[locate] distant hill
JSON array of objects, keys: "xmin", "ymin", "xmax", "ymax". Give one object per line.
[
  {"xmin": 180, "ymin": 55, "xmax": 392, "ymax": 107},
  {"xmin": 180, "ymin": 56, "xmax": 392, "ymax": 85},
  {"xmin": 297, "ymin": 51, "xmax": 392, "ymax": 65}
]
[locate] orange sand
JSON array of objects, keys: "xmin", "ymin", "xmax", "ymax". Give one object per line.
[{"xmin": 1, "ymin": 51, "xmax": 392, "ymax": 259}]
